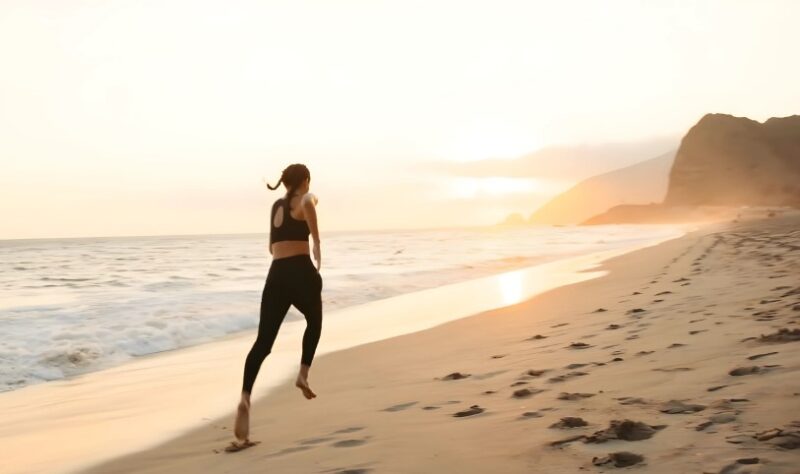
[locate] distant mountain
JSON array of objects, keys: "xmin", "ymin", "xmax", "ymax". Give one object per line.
[
  {"xmin": 526, "ymin": 151, "xmax": 676, "ymax": 225},
  {"xmin": 583, "ymin": 113, "xmax": 800, "ymax": 225},
  {"xmin": 664, "ymin": 114, "xmax": 800, "ymax": 207}
]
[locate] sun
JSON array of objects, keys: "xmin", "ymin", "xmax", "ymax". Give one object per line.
[{"xmin": 441, "ymin": 120, "xmax": 544, "ymax": 162}]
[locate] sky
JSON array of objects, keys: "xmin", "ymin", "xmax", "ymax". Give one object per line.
[{"xmin": 1, "ymin": 0, "xmax": 798, "ymax": 239}]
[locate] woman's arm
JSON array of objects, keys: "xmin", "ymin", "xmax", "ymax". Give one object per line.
[{"xmin": 302, "ymin": 193, "xmax": 321, "ymax": 269}]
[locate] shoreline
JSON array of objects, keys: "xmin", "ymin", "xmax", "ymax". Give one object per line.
[
  {"xmin": 0, "ymin": 225, "xmax": 688, "ymax": 474},
  {"xmin": 79, "ymin": 210, "xmax": 800, "ymax": 473}
]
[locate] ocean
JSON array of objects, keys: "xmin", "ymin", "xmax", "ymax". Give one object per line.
[{"xmin": 0, "ymin": 224, "xmax": 682, "ymax": 393}]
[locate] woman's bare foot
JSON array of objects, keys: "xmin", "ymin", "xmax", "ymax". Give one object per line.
[
  {"xmin": 234, "ymin": 393, "xmax": 250, "ymax": 441},
  {"xmin": 295, "ymin": 364, "xmax": 317, "ymax": 399}
]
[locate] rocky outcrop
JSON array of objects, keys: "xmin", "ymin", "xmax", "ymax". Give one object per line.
[{"xmin": 664, "ymin": 114, "xmax": 800, "ymax": 207}]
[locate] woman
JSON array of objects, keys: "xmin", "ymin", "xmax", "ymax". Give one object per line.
[{"xmin": 230, "ymin": 163, "xmax": 323, "ymax": 451}]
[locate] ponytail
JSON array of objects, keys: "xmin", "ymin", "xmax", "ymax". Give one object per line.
[
  {"xmin": 265, "ymin": 177, "xmax": 283, "ymax": 190},
  {"xmin": 264, "ymin": 163, "xmax": 310, "ymax": 197}
]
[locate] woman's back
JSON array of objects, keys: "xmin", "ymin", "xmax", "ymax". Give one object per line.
[{"xmin": 270, "ymin": 193, "xmax": 311, "ymax": 259}]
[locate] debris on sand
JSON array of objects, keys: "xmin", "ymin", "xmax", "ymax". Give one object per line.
[{"xmin": 592, "ymin": 451, "xmax": 644, "ymax": 467}]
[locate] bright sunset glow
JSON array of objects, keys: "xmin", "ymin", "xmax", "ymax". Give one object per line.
[
  {"xmin": 1, "ymin": 0, "xmax": 798, "ymax": 238},
  {"xmin": 439, "ymin": 119, "xmax": 544, "ymax": 162},
  {"xmin": 447, "ymin": 177, "xmax": 567, "ymax": 199}
]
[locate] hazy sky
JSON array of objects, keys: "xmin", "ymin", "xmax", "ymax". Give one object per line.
[{"xmin": 1, "ymin": 0, "xmax": 798, "ymax": 239}]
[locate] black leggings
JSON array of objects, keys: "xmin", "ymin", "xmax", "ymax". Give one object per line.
[{"xmin": 241, "ymin": 254, "xmax": 323, "ymax": 394}]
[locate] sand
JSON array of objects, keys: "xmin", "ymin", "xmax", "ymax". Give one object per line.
[{"xmin": 79, "ymin": 209, "xmax": 800, "ymax": 473}]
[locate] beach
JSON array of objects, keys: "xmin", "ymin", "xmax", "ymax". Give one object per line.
[{"xmin": 77, "ymin": 210, "xmax": 800, "ymax": 473}]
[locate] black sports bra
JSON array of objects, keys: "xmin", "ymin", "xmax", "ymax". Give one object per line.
[{"xmin": 270, "ymin": 195, "xmax": 310, "ymax": 244}]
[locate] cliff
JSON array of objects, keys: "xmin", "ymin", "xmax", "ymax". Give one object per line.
[{"xmin": 664, "ymin": 114, "xmax": 800, "ymax": 207}]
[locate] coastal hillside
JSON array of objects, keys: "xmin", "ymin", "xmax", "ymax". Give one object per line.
[
  {"xmin": 583, "ymin": 114, "xmax": 800, "ymax": 224},
  {"xmin": 665, "ymin": 114, "xmax": 800, "ymax": 207},
  {"xmin": 527, "ymin": 151, "xmax": 675, "ymax": 225}
]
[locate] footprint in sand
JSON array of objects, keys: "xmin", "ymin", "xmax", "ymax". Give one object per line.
[
  {"xmin": 747, "ymin": 351, "xmax": 779, "ymax": 360},
  {"xmin": 332, "ymin": 439, "xmax": 368, "ymax": 448},
  {"xmin": 567, "ymin": 342, "xmax": 593, "ymax": 349},
  {"xmin": 472, "ymin": 370, "xmax": 508, "ymax": 380},
  {"xmin": 616, "ymin": 397, "xmax": 648, "ymax": 406},
  {"xmin": 263, "ymin": 445, "xmax": 313, "ymax": 457},
  {"xmin": 513, "ymin": 388, "xmax": 545, "ymax": 399},
  {"xmin": 298, "ymin": 436, "xmax": 336, "ymax": 445},
  {"xmin": 548, "ymin": 372, "xmax": 588, "ymax": 383},
  {"xmin": 557, "ymin": 392, "xmax": 595, "ymax": 401},
  {"xmin": 333, "ymin": 426, "xmax": 365, "ymax": 434},
  {"xmin": 382, "ymin": 401, "xmax": 418, "ymax": 412},
  {"xmin": 522, "ymin": 368, "xmax": 550, "ymax": 377},
  {"xmin": 659, "ymin": 400, "xmax": 706, "ymax": 414}
]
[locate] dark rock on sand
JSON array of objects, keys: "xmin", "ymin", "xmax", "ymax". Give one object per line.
[
  {"xmin": 512, "ymin": 388, "xmax": 544, "ymax": 399},
  {"xmin": 558, "ymin": 392, "xmax": 595, "ymax": 401},
  {"xmin": 522, "ymin": 369, "xmax": 549, "ymax": 377},
  {"xmin": 659, "ymin": 400, "xmax": 706, "ymax": 414},
  {"xmin": 452, "ymin": 405, "xmax": 484, "ymax": 417},
  {"xmin": 567, "ymin": 342, "xmax": 592, "ymax": 349},
  {"xmin": 584, "ymin": 419, "xmax": 666, "ymax": 443},
  {"xmin": 728, "ymin": 366, "xmax": 762, "ymax": 376},
  {"xmin": 441, "ymin": 372, "xmax": 471, "ymax": 380},
  {"xmin": 592, "ymin": 451, "xmax": 644, "ymax": 468},
  {"xmin": 758, "ymin": 328, "xmax": 800, "ymax": 343},
  {"xmin": 549, "ymin": 417, "xmax": 589, "ymax": 429}
]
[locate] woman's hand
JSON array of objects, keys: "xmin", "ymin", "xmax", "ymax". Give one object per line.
[{"xmin": 313, "ymin": 241, "xmax": 322, "ymax": 270}]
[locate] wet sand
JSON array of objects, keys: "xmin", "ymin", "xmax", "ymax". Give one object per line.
[
  {"xmin": 52, "ymin": 211, "xmax": 800, "ymax": 472},
  {"xmin": 1, "ymin": 227, "xmax": 686, "ymax": 474}
]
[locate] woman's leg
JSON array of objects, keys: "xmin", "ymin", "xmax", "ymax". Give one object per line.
[
  {"xmin": 242, "ymin": 282, "xmax": 292, "ymax": 395},
  {"xmin": 291, "ymin": 266, "xmax": 322, "ymax": 399},
  {"xmin": 235, "ymin": 276, "xmax": 291, "ymax": 442}
]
